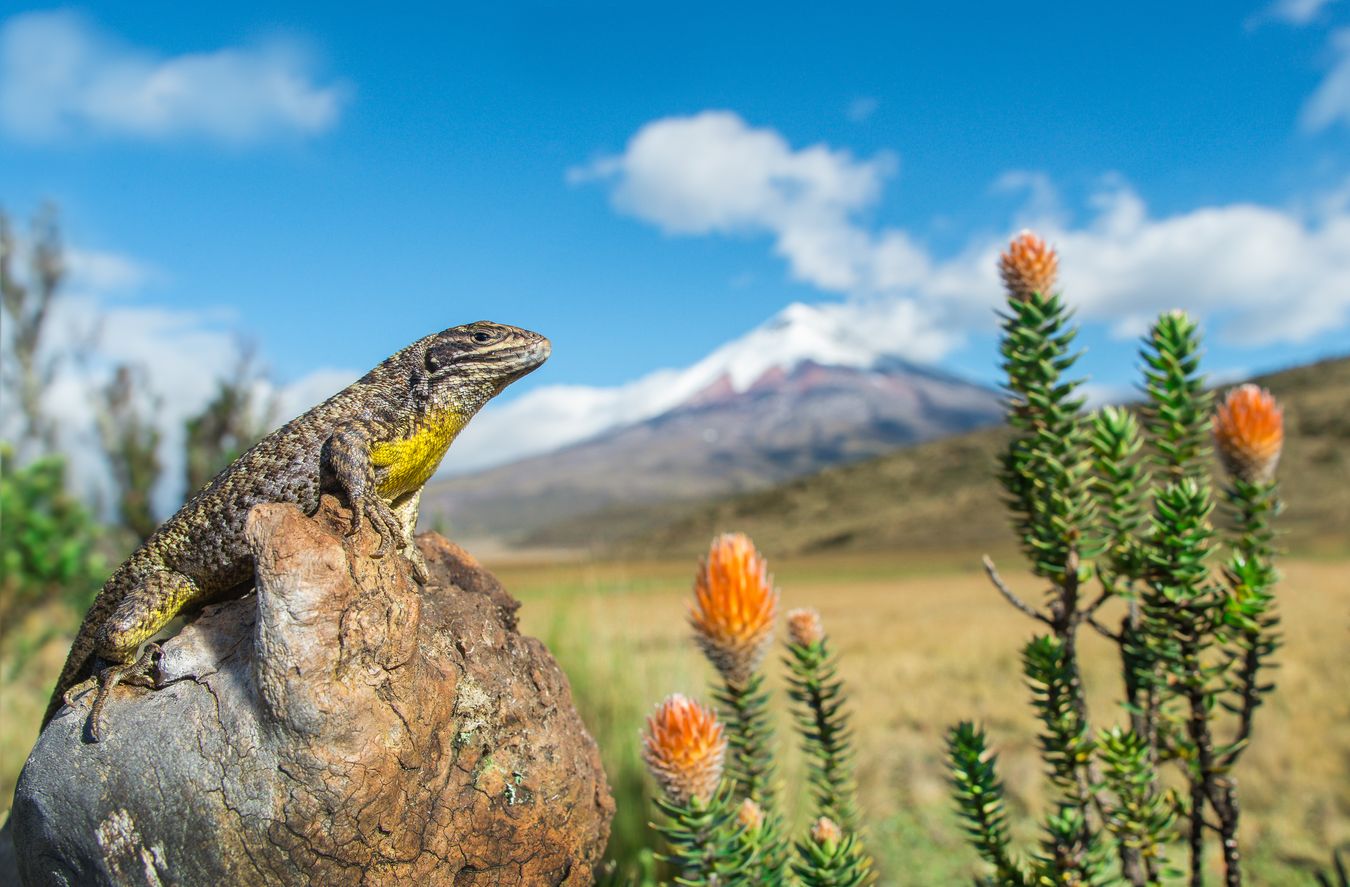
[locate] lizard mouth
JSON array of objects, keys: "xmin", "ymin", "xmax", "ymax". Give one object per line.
[{"xmin": 490, "ymin": 333, "xmax": 551, "ymax": 383}]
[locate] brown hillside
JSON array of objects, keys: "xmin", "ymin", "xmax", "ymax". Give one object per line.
[{"xmin": 617, "ymin": 355, "xmax": 1350, "ymax": 560}]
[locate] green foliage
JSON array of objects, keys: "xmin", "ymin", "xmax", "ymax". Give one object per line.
[
  {"xmin": 785, "ymin": 636, "xmax": 859, "ymax": 831},
  {"xmin": 946, "ymin": 722, "xmax": 1026, "ymax": 887},
  {"xmin": 1029, "ymin": 804, "xmax": 1113, "ymax": 886},
  {"xmin": 1137, "ymin": 478, "xmax": 1220, "ymax": 693},
  {"xmin": 792, "ymin": 824, "xmax": 873, "ymax": 887},
  {"xmin": 1089, "ymin": 406, "xmax": 1150, "ymax": 584},
  {"xmin": 1096, "ymin": 727, "xmax": 1174, "ymax": 882},
  {"xmin": 1218, "ymin": 476, "xmax": 1281, "ymax": 748},
  {"xmin": 1022, "ymin": 636, "xmax": 1093, "ymax": 804},
  {"xmin": 716, "ymin": 672, "xmax": 777, "ymax": 810},
  {"xmin": 0, "ymin": 444, "xmax": 104, "ymax": 629},
  {"xmin": 1140, "ymin": 311, "xmax": 1211, "ymax": 481},
  {"xmin": 952, "ymin": 243, "xmax": 1288, "ymax": 887},
  {"xmin": 997, "ymin": 290, "xmax": 1100, "ymax": 584},
  {"xmin": 1314, "ymin": 850, "xmax": 1348, "ymax": 887},
  {"xmin": 649, "ymin": 789, "xmax": 756, "ymax": 887}
]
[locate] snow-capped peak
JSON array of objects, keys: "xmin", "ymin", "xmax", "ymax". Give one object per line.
[
  {"xmin": 447, "ymin": 298, "xmax": 953, "ymax": 472},
  {"xmin": 687, "ymin": 300, "xmax": 901, "ymax": 393}
]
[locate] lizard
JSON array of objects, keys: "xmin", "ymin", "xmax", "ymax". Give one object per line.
[{"xmin": 44, "ymin": 320, "xmax": 550, "ymax": 741}]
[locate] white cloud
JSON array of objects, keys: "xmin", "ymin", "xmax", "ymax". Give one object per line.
[
  {"xmin": 1302, "ymin": 28, "xmax": 1350, "ymax": 132},
  {"xmin": 66, "ymin": 246, "xmax": 157, "ymax": 291},
  {"xmin": 1, "ymin": 244, "xmax": 357, "ymax": 516},
  {"xmin": 1079, "ymin": 382, "xmax": 1140, "ymax": 410},
  {"xmin": 1262, "ymin": 0, "xmax": 1338, "ymax": 25},
  {"xmin": 993, "ymin": 170, "xmax": 1068, "ymax": 228},
  {"xmin": 0, "ymin": 9, "xmax": 347, "ymax": 143},
  {"xmin": 570, "ymin": 111, "xmax": 897, "ymax": 291},
  {"xmin": 577, "ymin": 111, "xmax": 1350, "ymax": 354}
]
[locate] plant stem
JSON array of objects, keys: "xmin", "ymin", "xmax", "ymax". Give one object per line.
[{"xmin": 1187, "ymin": 691, "xmax": 1210, "ymax": 887}]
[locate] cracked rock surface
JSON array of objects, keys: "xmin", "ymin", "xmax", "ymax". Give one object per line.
[{"xmin": 9, "ymin": 496, "xmax": 614, "ymax": 886}]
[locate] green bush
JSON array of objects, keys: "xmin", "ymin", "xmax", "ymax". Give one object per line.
[
  {"xmin": 0, "ymin": 443, "xmax": 104, "ymax": 632},
  {"xmin": 947, "ymin": 232, "xmax": 1287, "ymax": 887}
]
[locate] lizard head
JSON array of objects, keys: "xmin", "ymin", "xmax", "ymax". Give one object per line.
[{"xmin": 413, "ymin": 320, "xmax": 551, "ymax": 414}]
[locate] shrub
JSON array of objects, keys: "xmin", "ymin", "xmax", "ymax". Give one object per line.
[
  {"xmin": 0, "ymin": 443, "xmax": 104, "ymax": 633},
  {"xmin": 946, "ymin": 231, "xmax": 1285, "ymax": 887}
]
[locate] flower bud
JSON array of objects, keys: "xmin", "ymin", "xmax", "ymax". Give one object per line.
[
  {"xmin": 810, "ymin": 815, "xmax": 844, "ymax": 849},
  {"xmin": 642, "ymin": 694, "xmax": 726, "ymax": 805},
  {"xmin": 999, "ymin": 230, "xmax": 1059, "ymax": 301},
  {"xmin": 689, "ymin": 533, "xmax": 778, "ymax": 686},
  {"xmin": 736, "ymin": 797, "xmax": 764, "ymax": 831},
  {"xmin": 1213, "ymin": 384, "xmax": 1284, "ymax": 484},
  {"xmin": 786, "ymin": 607, "xmax": 825, "ymax": 647}
]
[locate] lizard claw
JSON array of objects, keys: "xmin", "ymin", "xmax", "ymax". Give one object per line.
[
  {"xmin": 359, "ymin": 496, "xmax": 405, "ymax": 560},
  {"xmin": 63, "ymin": 675, "xmax": 98, "ymax": 710},
  {"xmin": 406, "ymin": 546, "xmax": 430, "ymax": 584},
  {"xmin": 85, "ymin": 643, "xmax": 162, "ymax": 743}
]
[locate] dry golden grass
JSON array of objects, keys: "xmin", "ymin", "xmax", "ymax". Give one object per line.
[
  {"xmin": 497, "ymin": 551, "xmax": 1350, "ymax": 882},
  {"xmin": 0, "ymin": 603, "xmax": 79, "ymax": 817}
]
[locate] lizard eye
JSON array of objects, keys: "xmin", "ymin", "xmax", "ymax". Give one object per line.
[{"xmin": 472, "ymin": 330, "xmax": 493, "ymax": 344}]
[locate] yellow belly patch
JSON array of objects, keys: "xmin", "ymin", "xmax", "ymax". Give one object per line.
[{"xmin": 370, "ymin": 411, "xmax": 468, "ymax": 500}]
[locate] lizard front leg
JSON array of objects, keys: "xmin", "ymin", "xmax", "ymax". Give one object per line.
[
  {"xmin": 77, "ymin": 570, "xmax": 201, "ymax": 741},
  {"xmin": 322, "ymin": 423, "xmax": 405, "ymax": 559}
]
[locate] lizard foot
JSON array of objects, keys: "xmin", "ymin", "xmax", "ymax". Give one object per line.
[
  {"xmin": 405, "ymin": 543, "xmax": 430, "ymax": 584},
  {"xmin": 62, "ymin": 674, "xmax": 97, "ymax": 709},
  {"xmin": 86, "ymin": 643, "xmax": 162, "ymax": 743},
  {"xmin": 347, "ymin": 494, "xmax": 406, "ymax": 560}
]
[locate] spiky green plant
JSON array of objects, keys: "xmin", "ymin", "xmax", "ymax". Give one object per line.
[
  {"xmin": 642, "ymin": 694, "xmax": 755, "ymax": 886},
  {"xmin": 643, "ymin": 538, "xmax": 873, "ymax": 885},
  {"xmin": 947, "ymin": 722, "xmax": 1026, "ymax": 887},
  {"xmin": 650, "ymin": 789, "xmax": 756, "ymax": 887},
  {"xmin": 1096, "ymin": 727, "xmax": 1174, "ymax": 884},
  {"xmin": 792, "ymin": 817, "xmax": 872, "ymax": 887},
  {"xmin": 1141, "ymin": 311, "xmax": 1212, "ymax": 482},
  {"xmin": 689, "ymin": 533, "xmax": 780, "ymax": 810},
  {"xmin": 785, "ymin": 608, "xmax": 859, "ymax": 832},
  {"xmin": 1314, "ymin": 850, "xmax": 1348, "ymax": 887},
  {"xmin": 948, "ymin": 231, "xmax": 1286, "ymax": 887}
]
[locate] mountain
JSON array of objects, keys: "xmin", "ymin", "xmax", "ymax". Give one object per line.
[
  {"xmin": 420, "ymin": 348, "xmax": 1002, "ymax": 545},
  {"xmin": 437, "ymin": 298, "xmax": 991, "ymax": 474},
  {"xmin": 619, "ymin": 355, "xmax": 1350, "ymax": 560}
]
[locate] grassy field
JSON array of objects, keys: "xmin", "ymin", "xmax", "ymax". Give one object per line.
[
  {"xmin": 4, "ymin": 549, "xmax": 1347, "ymax": 883},
  {"xmin": 497, "ymin": 550, "xmax": 1350, "ymax": 884}
]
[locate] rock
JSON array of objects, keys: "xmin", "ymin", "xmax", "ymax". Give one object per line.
[{"xmin": 10, "ymin": 495, "xmax": 614, "ymax": 886}]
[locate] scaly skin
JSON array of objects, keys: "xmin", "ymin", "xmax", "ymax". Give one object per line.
[{"xmin": 45, "ymin": 320, "xmax": 550, "ymax": 739}]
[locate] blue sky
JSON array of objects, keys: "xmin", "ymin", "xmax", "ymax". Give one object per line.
[{"xmin": 3, "ymin": 1, "xmax": 1350, "ymax": 491}]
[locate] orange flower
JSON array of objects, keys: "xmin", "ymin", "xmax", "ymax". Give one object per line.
[
  {"xmin": 1213, "ymin": 384, "xmax": 1284, "ymax": 484},
  {"xmin": 999, "ymin": 230, "xmax": 1059, "ymax": 301},
  {"xmin": 690, "ymin": 533, "xmax": 779, "ymax": 686},
  {"xmin": 642, "ymin": 694, "xmax": 727, "ymax": 805},
  {"xmin": 810, "ymin": 815, "xmax": 844, "ymax": 848},
  {"xmin": 786, "ymin": 607, "xmax": 825, "ymax": 647}
]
